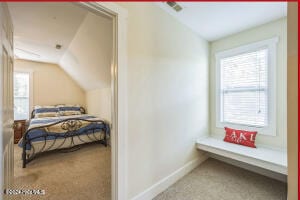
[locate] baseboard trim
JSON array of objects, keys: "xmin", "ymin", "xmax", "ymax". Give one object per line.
[{"xmin": 131, "ymin": 153, "xmax": 208, "ymax": 200}]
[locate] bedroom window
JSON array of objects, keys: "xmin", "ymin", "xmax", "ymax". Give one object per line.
[
  {"xmin": 215, "ymin": 37, "xmax": 278, "ymax": 136},
  {"xmin": 14, "ymin": 71, "xmax": 31, "ymax": 120}
]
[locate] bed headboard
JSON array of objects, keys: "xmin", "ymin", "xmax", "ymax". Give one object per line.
[{"xmin": 31, "ymin": 106, "xmax": 86, "ymax": 119}]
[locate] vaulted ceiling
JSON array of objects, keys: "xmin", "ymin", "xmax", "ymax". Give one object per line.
[
  {"xmin": 8, "ymin": 3, "xmax": 113, "ymax": 91},
  {"xmin": 8, "ymin": 3, "xmax": 88, "ymax": 64}
]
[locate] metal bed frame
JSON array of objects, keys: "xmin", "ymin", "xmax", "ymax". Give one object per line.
[{"xmin": 22, "ymin": 107, "xmax": 109, "ymax": 168}]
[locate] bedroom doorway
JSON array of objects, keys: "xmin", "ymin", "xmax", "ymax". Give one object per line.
[{"xmin": 1, "ymin": 2, "xmax": 127, "ymax": 200}]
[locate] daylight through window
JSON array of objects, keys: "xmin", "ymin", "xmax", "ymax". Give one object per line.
[{"xmin": 14, "ymin": 72, "xmax": 30, "ymax": 120}]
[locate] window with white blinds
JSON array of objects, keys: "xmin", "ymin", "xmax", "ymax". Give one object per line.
[
  {"xmin": 216, "ymin": 37, "xmax": 278, "ymax": 135},
  {"xmin": 221, "ymin": 48, "xmax": 268, "ymax": 127},
  {"xmin": 14, "ymin": 72, "xmax": 30, "ymax": 120}
]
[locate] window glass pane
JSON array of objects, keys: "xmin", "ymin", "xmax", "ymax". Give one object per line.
[
  {"xmin": 220, "ymin": 48, "xmax": 268, "ymax": 127},
  {"xmin": 221, "ymin": 49, "xmax": 268, "ymax": 90},
  {"xmin": 223, "ymin": 90, "xmax": 267, "ymax": 127},
  {"xmin": 14, "ymin": 72, "xmax": 30, "ymax": 120}
]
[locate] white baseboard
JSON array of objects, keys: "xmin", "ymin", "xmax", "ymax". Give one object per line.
[{"xmin": 131, "ymin": 153, "xmax": 208, "ymax": 200}]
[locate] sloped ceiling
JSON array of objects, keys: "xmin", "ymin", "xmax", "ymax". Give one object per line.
[
  {"xmin": 8, "ymin": 3, "xmax": 113, "ymax": 91},
  {"xmin": 8, "ymin": 3, "xmax": 88, "ymax": 63},
  {"xmin": 60, "ymin": 12, "xmax": 113, "ymax": 91}
]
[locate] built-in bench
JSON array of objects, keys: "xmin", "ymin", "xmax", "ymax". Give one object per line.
[{"xmin": 196, "ymin": 137, "xmax": 287, "ymax": 175}]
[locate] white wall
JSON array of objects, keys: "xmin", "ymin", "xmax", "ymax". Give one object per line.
[
  {"xmin": 14, "ymin": 59, "xmax": 86, "ymax": 108},
  {"xmin": 86, "ymin": 88, "xmax": 111, "ymax": 121},
  {"xmin": 210, "ymin": 18, "xmax": 287, "ymax": 149},
  {"xmin": 59, "ymin": 12, "xmax": 113, "ymax": 91},
  {"xmin": 119, "ymin": 3, "xmax": 210, "ymax": 199}
]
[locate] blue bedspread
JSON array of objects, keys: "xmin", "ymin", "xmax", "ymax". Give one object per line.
[{"xmin": 19, "ymin": 115, "xmax": 110, "ymax": 150}]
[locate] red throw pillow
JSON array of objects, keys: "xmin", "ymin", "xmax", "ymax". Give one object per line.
[{"xmin": 223, "ymin": 127, "xmax": 257, "ymax": 148}]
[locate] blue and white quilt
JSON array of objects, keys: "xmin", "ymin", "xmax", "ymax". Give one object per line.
[{"xmin": 18, "ymin": 114, "xmax": 110, "ymax": 150}]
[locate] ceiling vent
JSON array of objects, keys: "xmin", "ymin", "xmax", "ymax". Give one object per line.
[
  {"xmin": 56, "ymin": 44, "xmax": 62, "ymax": 50},
  {"xmin": 166, "ymin": 2, "xmax": 183, "ymax": 12}
]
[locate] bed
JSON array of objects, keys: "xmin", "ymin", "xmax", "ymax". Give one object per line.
[{"xmin": 18, "ymin": 105, "xmax": 110, "ymax": 168}]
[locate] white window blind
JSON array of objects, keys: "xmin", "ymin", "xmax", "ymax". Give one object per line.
[
  {"xmin": 216, "ymin": 37, "xmax": 278, "ymax": 135},
  {"xmin": 14, "ymin": 72, "xmax": 30, "ymax": 120},
  {"xmin": 220, "ymin": 48, "xmax": 268, "ymax": 127}
]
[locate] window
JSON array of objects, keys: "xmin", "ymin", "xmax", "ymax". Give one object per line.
[
  {"xmin": 216, "ymin": 37, "xmax": 278, "ymax": 135},
  {"xmin": 14, "ymin": 72, "xmax": 31, "ymax": 120}
]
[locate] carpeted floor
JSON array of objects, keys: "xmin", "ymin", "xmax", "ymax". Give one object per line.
[
  {"xmin": 11, "ymin": 143, "xmax": 111, "ymax": 200},
  {"xmin": 154, "ymin": 158, "xmax": 287, "ymax": 200},
  {"xmin": 11, "ymin": 147, "xmax": 287, "ymax": 200}
]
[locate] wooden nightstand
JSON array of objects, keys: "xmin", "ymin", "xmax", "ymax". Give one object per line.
[{"xmin": 14, "ymin": 120, "xmax": 27, "ymax": 144}]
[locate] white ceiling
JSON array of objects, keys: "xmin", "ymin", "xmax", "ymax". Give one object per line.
[
  {"xmin": 8, "ymin": 3, "xmax": 88, "ymax": 64},
  {"xmin": 157, "ymin": 2, "xmax": 287, "ymax": 41},
  {"xmin": 8, "ymin": 3, "xmax": 113, "ymax": 91},
  {"xmin": 59, "ymin": 12, "xmax": 113, "ymax": 91},
  {"xmin": 8, "ymin": 2, "xmax": 288, "ymax": 62}
]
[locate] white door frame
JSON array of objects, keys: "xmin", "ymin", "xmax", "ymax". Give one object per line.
[
  {"xmin": 0, "ymin": 3, "xmax": 128, "ymax": 200},
  {"xmin": 77, "ymin": 3, "xmax": 128, "ymax": 200}
]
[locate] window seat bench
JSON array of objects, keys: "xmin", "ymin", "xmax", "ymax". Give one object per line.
[{"xmin": 196, "ymin": 137, "xmax": 287, "ymax": 175}]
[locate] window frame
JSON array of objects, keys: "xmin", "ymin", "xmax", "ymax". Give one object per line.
[
  {"xmin": 215, "ymin": 37, "xmax": 278, "ymax": 136},
  {"xmin": 13, "ymin": 69, "xmax": 33, "ymax": 120}
]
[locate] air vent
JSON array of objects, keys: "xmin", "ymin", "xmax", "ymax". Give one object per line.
[
  {"xmin": 56, "ymin": 44, "xmax": 62, "ymax": 50},
  {"xmin": 166, "ymin": 2, "xmax": 182, "ymax": 12}
]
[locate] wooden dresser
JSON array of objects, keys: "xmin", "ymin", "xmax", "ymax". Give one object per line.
[{"xmin": 14, "ymin": 120, "xmax": 27, "ymax": 144}]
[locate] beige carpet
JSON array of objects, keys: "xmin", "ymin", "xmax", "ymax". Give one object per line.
[
  {"xmin": 154, "ymin": 158, "xmax": 287, "ymax": 200},
  {"xmin": 11, "ymin": 143, "xmax": 111, "ymax": 200}
]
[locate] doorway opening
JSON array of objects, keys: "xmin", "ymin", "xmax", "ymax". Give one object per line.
[{"xmin": 5, "ymin": 2, "xmax": 120, "ymax": 199}]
